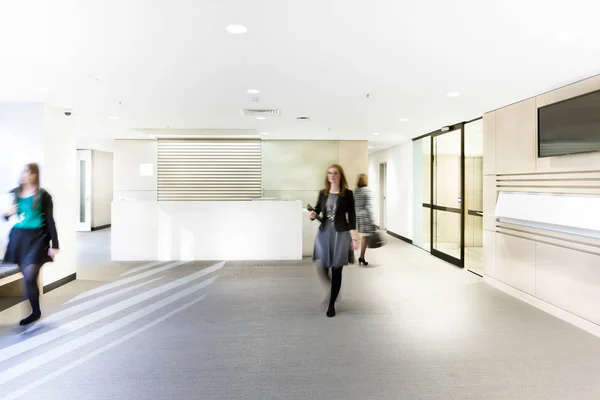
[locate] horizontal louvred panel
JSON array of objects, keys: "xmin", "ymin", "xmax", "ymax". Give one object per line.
[{"xmin": 157, "ymin": 139, "xmax": 262, "ymax": 201}]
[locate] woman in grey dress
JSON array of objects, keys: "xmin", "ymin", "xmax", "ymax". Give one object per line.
[
  {"xmin": 354, "ymin": 174, "xmax": 376, "ymax": 266},
  {"xmin": 309, "ymin": 164, "xmax": 359, "ymax": 317}
]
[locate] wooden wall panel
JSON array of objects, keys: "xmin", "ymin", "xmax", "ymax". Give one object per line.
[
  {"xmin": 536, "ymin": 242, "xmax": 600, "ymax": 325},
  {"xmin": 483, "ymin": 175, "xmax": 497, "ymax": 231},
  {"xmin": 495, "ymin": 233, "xmax": 536, "ymax": 295},
  {"xmin": 495, "ymin": 98, "xmax": 537, "ymax": 174},
  {"xmin": 482, "ymin": 111, "xmax": 496, "ymax": 175}
]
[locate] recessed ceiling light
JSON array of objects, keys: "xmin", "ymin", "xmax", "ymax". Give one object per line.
[
  {"xmin": 247, "ymin": 89, "xmax": 260, "ymax": 94},
  {"xmin": 256, "ymin": 116, "xmax": 266, "ymax": 120},
  {"xmin": 226, "ymin": 24, "xmax": 247, "ymax": 34},
  {"xmin": 399, "ymin": 118, "xmax": 409, "ymax": 122},
  {"xmin": 373, "ymin": 132, "xmax": 380, "ymax": 136},
  {"xmin": 446, "ymin": 92, "xmax": 461, "ymax": 97},
  {"xmin": 108, "ymin": 116, "xmax": 119, "ymax": 120}
]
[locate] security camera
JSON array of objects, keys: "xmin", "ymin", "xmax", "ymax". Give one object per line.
[{"xmin": 64, "ymin": 111, "xmax": 72, "ymax": 116}]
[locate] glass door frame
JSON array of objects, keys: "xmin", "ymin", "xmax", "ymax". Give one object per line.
[
  {"xmin": 413, "ymin": 117, "xmax": 482, "ymax": 269},
  {"xmin": 429, "ymin": 122, "xmax": 465, "ymax": 268},
  {"xmin": 76, "ymin": 149, "xmax": 92, "ymax": 232}
]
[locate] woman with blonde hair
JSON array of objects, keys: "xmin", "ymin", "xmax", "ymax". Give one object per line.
[
  {"xmin": 309, "ymin": 164, "xmax": 358, "ymax": 317},
  {"xmin": 3, "ymin": 163, "xmax": 60, "ymax": 326},
  {"xmin": 354, "ymin": 173, "xmax": 375, "ymax": 266}
]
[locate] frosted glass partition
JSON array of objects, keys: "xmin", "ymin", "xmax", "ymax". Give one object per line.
[
  {"xmin": 412, "ymin": 140, "xmax": 424, "ymax": 248},
  {"xmin": 412, "ymin": 136, "xmax": 431, "ymax": 251},
  {"xmin": 495, "ymin": 192, "xmax": 600, "ymax": 237}
]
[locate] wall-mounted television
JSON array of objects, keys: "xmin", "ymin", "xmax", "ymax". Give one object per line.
[{"xmin": 538, "ymin": 89, "xmax": 600, "ymax": 158}]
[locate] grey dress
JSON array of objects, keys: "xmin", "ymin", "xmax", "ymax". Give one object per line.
[
  {"xmin": 354, "ymin": 187, "xmax": 376, "ymax": 235},
  {"xmin": 312, "ymin": 194, "xmax": 355, "ymax": 268}
]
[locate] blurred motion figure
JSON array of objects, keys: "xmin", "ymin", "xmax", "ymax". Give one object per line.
[
  {"xmin": 309, "ymin": 164, "xmax": 358, "ymax": 318},
  {"xmin": 2, "ymin": 163, "xmax": 59, "ymax": 326},
  {"xmin": 354, "ymin": 173, "xmax": 376, "ymax": 266}
]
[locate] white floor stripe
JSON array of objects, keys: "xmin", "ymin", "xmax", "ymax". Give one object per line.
[
  {"xmin": 67, "ymin": 260, "xmax": 188, "ymax": 304},
  {"xmin": 23, "ymin": 277, "xmax": 164, "ymax": 335},
  {"xmin": 2, "ymin": 296, "xmax": 206, "ymax": 400},
  {"xmin": 119, "ymin": 261, "xmax": 164, "ymax": 277},
  {"xmin": 0, "ymin": 284, "xmax": 210, "ymax": 394},
  {"xmin": 0, "ymin": 261, "xmax": 225, "ymax": 364}
]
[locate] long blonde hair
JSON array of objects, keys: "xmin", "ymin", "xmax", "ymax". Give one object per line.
[{"xmin": 323, "ymin": 164, "xmax": 349, "ymax": 197}]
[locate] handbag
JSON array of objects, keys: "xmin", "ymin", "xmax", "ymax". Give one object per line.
[{"xmin": 367, "ymin": 230, "xmax": 387, "ymax": 249}]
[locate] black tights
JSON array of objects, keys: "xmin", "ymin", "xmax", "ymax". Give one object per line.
[
  {"xmin": 20, "ymin": 264, "xmax": 42, "ymax": 316},
  {"xmin": 319, "ymin": 266, "xmax": 343, "ymax": 309}
]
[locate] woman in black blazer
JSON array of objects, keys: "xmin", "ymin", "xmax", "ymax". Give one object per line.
[{"xmin": 309, "ymin": 164, "xmax": 359, "ymax": 317}]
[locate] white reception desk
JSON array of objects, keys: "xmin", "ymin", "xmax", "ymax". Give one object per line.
[{"xmin": 112, "ymin": 200, "xmax": 303, "ymax": 261}]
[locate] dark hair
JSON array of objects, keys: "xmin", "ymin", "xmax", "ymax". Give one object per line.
[
  {"xmin": 16, "ymin": 163, "xmax": 42, "ymax": 208},
  {"xmin": 357, "ymin": 174, "xmax": 368, "ymax": 188},
  {"xmin": 323, "ymin": 164, "xmax": 349, "ymax": 197}
]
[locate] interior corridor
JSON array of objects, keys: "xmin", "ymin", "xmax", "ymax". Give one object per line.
[{"xmin": 1, "ymin": 232, "xmax": 600, "ymax": 399}]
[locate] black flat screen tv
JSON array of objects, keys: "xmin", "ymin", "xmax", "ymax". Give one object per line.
[{"xmin": 538, "ymin": 89, "xmax": 600, "ymax": 158}]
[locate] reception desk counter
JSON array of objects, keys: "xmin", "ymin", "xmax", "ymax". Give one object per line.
[{"xmin": 112, "ymin": 200, "xmax": 303, "ymax": 261}]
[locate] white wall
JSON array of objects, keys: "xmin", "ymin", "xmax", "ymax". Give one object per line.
[
  {"xmin": 92, "ymin": 150, "xmax": 113, "ymax": 228},
  {"xmin": 113, "ymin": 140, "xmax": 157, "ymax": 201},
  {"xmin": 77, "ymin": 136, "xmax": 115, "ymax": 153},
  {"xmin": 42, "ymin": 105, "xmax": 77, "ymax": 287},
  {"xmin": 368, "ymin": 142, "xmax": 413, "ymax": 240},
  {"xmin": 0, "ymin": 104, "xmax": 45, "ymax": 258},
  {"xmin": 0, "ymin": 104, "xmax": 45, "ymax": 194}
]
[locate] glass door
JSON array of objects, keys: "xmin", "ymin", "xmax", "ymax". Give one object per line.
[
  {"xmin": 431, "ymin": 125, "xmax": 464, "ymax": 267},
  {"xmin": 412, "ymin": 136, "xmax": 431, "ymax": 252},
  {"xmin": 76, "ymin": 150, "xmax": 92, "ymax": 232}
]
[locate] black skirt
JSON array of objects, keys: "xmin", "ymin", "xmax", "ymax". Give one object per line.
[{"xmin": 3, "ymin": 227, "xmax": 53, "ymax": 266}]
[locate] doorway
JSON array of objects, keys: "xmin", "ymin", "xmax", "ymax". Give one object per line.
[
  {"xmin": 412, "ymin": 118, "xmax": 483, "ymax": 270},
  {"xmin": 379, "ymin": 163, "xmax": 387, "ymax": 230},
  {"xmin": 431, "ymin": 124, "xmax": 464, "ymax": 267},
  {"xmin": 76, "ymin": 150, "xmax": 92, "ymax": 232}
]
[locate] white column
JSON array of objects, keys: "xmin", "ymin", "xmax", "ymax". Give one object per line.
[{"xmin": 42, "ymin": 105, "xmax": 77, "ymax": 288}]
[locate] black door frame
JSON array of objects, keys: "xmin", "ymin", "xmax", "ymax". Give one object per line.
[
  {"xmin": 429, "ymin": 122, "xmax": 465, "ymax": 268},
  {"xmin": 413, "ymin": 117, "xmax": 483, "ymax": 269}
]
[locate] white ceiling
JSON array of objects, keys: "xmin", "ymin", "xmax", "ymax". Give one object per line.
[{"xmin": 1, "ymin": 0, "xmax": 599, "ymax": 150}]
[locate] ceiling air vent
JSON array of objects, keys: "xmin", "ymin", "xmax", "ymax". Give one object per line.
[{"xmin": 240, "ymin": 109, "xmax": 281, "ymax": 117}]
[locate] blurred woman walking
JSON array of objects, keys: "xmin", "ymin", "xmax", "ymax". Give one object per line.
[
  {"xmin": 2, "ymin": 163, "xmax": 59, "ymax": 326},
  {"xmin": 354, "ymin": 174, "xmax": 376, "ymax": 266},
  {"xmin": 309, "ymin": 164, "xmax": 358, "ymax": 318}
]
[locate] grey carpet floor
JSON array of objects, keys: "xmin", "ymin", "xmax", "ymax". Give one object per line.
[{"xmin": 1, "ymin": 233, "xmax": 600, "ymax": 399}]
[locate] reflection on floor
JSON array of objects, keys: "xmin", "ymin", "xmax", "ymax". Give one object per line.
[
  {"xmin": 424, "ymin": 242, "xmax": 484, "ymax": 275},
  {"xmin": 466, "ymin": 246, "xmax": 484, "ymax": 275},
  {"xmin": 1, "ymin": 231, "xmax": 600, "ymax": 399}
]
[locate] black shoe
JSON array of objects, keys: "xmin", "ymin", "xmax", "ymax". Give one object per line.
[
  {"xmin": 20, "ymin": 312, "xmax": 41, "ymax": 326},
  {"xmin": 326, "ymin": 306, "xmax": 336, "ymax": 318},
  {"xmin": 359, "ymin": 257, "xmax": 368, "ymax": 266}
]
